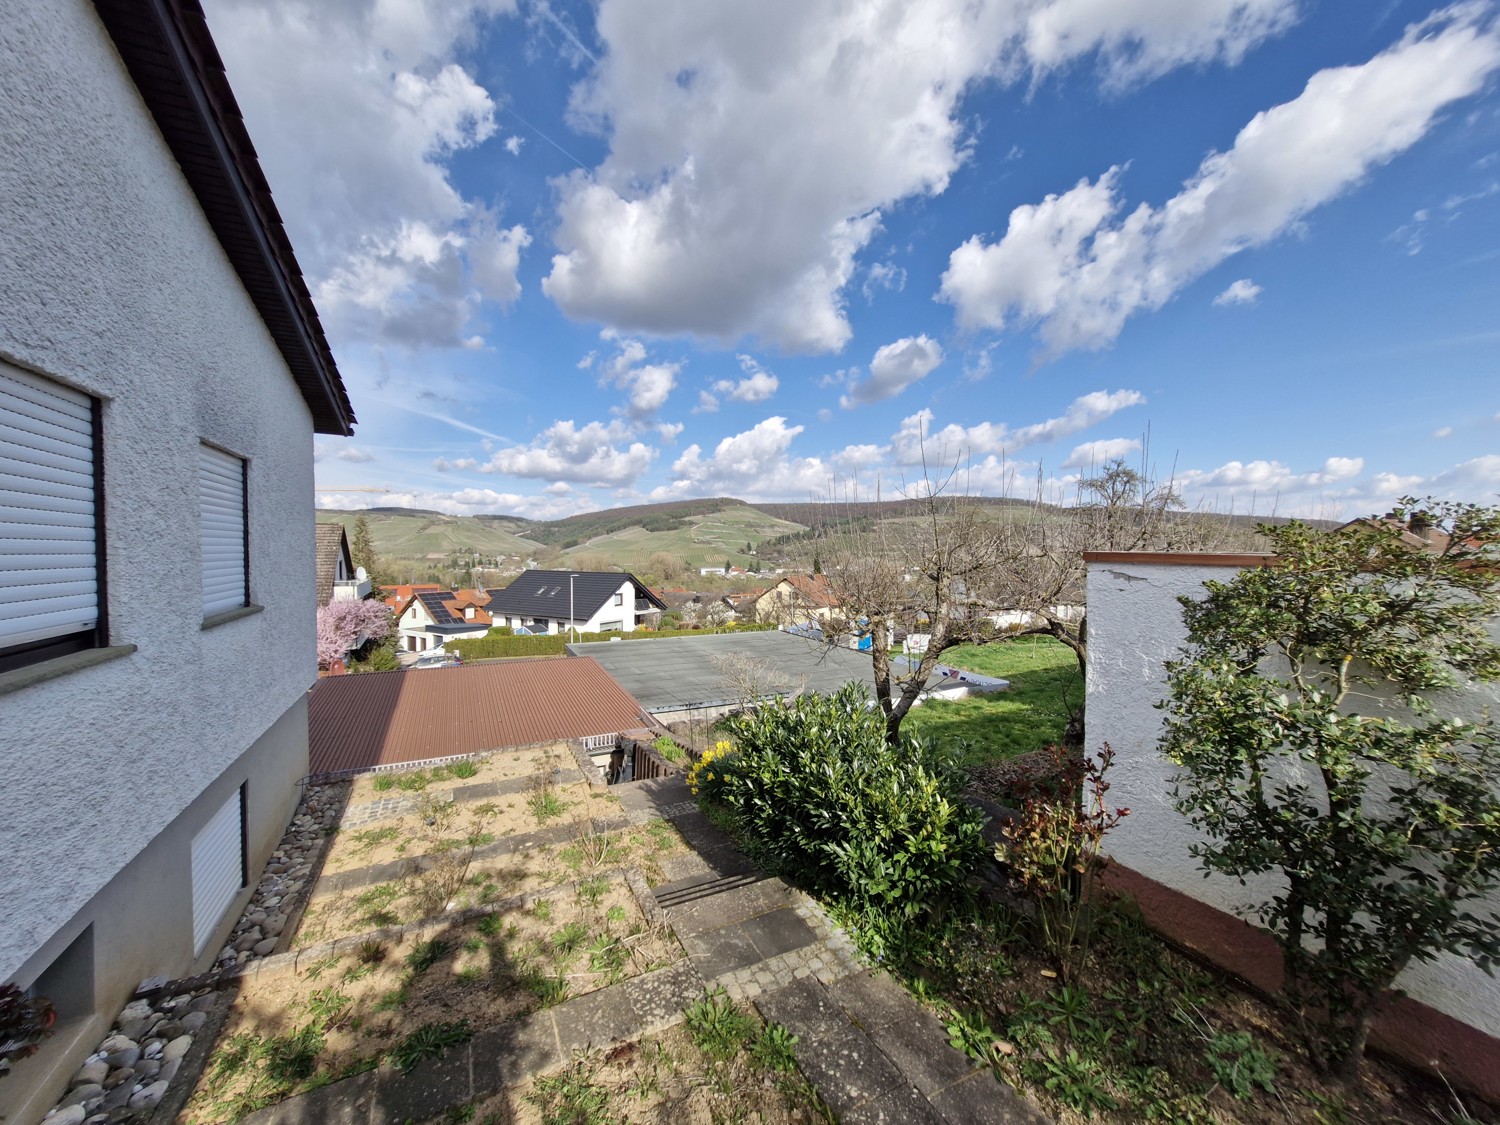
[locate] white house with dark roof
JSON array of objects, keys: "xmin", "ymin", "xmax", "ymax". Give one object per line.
[
  {"xmin": 0, "ymin": 0, "xmax": 354, "ymax": 1115},
  {"xmin": 489, "ymin": 570, "xmax": 667, "ymax": 636}
]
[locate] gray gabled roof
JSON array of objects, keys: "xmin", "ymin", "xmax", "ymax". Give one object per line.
[{"xmin": 489, "ymin": 571, "xmax": 666, "ymax": 622}]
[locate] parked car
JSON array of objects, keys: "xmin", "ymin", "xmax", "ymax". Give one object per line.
[{"xmin": 412, "ymin": 652, "xmax": 461, "ymax": 670}]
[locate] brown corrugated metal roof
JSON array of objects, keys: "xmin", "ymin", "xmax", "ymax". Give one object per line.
[{"xmin": 308, "ymin": 656, "xmax": 650, "ymax": 777}]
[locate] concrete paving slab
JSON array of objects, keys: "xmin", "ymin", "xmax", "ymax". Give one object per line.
[
  {"xmin": 840, "ymin": 1082, "xmax": 946, "ymax": 1125},
  {"xmin": 621, "ymin": 960, "xmax": 704, "ymax": 1035},
  {"xmin": 928, "ymin": 1071, "xmax": 1051, "ymax": 1125},
  {"xmin": 654, "ymin": 843, "xmax": 758, "ymax": 886},
  {"xmin": 866, "ymin": 1015, "xmax": 978, "ymax": 1098},
  {"xmin": 612, "ymin": 775, "xmax": 693, "ymax": 816},
  {"xmin": 550, "ymin": 984, "xmax": 642, "ymax": 1055},
  {"xmin": 836, "ymin": 969, "xmax": 926, "ymax": 1034},
  {"xmin": 658, "ymin": 874, "xmax": 794, "ymax": 932},
  {"xmin": 737, "ymin": 908, "xmax": 819, "ymax": 960},
  {"xmin": 681, "ymin": 925, "xmax": 765, "ymax": 977},
  {"xmin": 469, "ymin": 1013, "xmax": 561, "ymax": 1088},
  {"xmin": 755, "ymin": 977, "xmax": 906, "ymax": 1117},
  {"xmin": 237, "ymin": 1070, "xmax": 379, "ymax": 1125},
  {"xmin": 372, "ymin": 1047, "xmax": 473, "ymax": 1123}
]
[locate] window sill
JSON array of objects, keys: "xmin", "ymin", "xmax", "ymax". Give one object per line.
[
  {"xmin": 0, "ymin": 644, "xmax": 138, "ymax": 697},
  {"xmin": 202, "ymin": 604, "xmax": 264, "ymax": 630}
]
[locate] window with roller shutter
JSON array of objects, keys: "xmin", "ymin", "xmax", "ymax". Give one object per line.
[
  {"xmin": 200, "ymin": 443, "xmax": 248, "ymax": 619},
  {"xmin": 0, "ymin": 361, "xmax": 107, "ymax": 673}
]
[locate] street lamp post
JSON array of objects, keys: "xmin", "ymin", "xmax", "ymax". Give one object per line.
[{"xmin": 569, "ymin": 574, "xmax": 578, "ymax": 643}]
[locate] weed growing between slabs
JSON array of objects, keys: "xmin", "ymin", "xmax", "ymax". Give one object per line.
[{"xmin": 434, "ymin": 989, "xmax": 829, "ymax": 1125}]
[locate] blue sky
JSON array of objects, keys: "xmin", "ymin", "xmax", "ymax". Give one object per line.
[{"xmin": 202, "ymin": 0, "xmax": 1500, "ymax": 521}]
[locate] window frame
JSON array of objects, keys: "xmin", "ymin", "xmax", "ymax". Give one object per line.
[{"xmin": 0, "ymin": 365, "xmax": 109, "ymax": 674}]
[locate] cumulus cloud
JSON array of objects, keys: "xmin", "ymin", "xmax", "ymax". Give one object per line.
[
  {"xmin": 433, "ymin": 456, "xmax": 479, "ymax": 471},
  {"xmin": 713, "ymin": 356, "xmax": 780, "ymax": 403},
  {"xmin": 1432, "ymin": 425, "xmax": 1454, "ymax": 438},
  {"xmin": 653, "ymin": 417, "xmax": 831, "ymax": 500},
  {"xmin": 1062, "ymin": 437, "xmax": 1142, "ymax": 469},
  {"xmin": 1023, "ymin": 0, "xmax": 1299, "ymax": 87},
  {"xmin": 891, "ymin": 389, "xmax": 1144, "ymax": 464},
  {"xmin": 203, "ymin": 0, "xmax": 528, "ymax": 350},
  {"xmin": 541, "ymin": 0, "xmax": 1297, "ymax": 352},
  {"xmin": 842, "ymin": 335, "xmax": 945, "ymax": 408},
  {"xmin": 656, "ymin": 422, "xmax": 686, "ymax": 442},
  {"xmin": 504, "ymin": 134, "xmax": 526, "ymax": 155},
  {"xmin": 940, "ymin": 7, "xmax": 1500, "ymax": 357},
  {"xmin": 694, "ymin": 391, "xmax": 720, "ymax": 414},
  {"xmin": 333, "ymin": 446, "xmax": 378, "ymax": 462},
  {"xmin": 1213, "ymin": 278, "xmax": 1262, "ymax": 306},
  {"xmin": 596, "ymin": 336, "xmax": 679, "ymax": 418},
  {"xmin": 484, "ymin": 419, "xmax": 656, "ymax": 486}
]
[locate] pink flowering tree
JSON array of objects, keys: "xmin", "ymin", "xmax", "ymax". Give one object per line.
[{"xmin": 316, "ymin": 598, "xmax": 394, "ymax": 668}]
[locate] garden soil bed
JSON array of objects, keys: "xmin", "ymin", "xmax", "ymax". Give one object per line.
[{"xmin": 178, "ymin": 746, "xmax": 707, "ymax": 1124}]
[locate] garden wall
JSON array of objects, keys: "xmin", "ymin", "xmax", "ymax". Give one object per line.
[{"xmin": 1085, "ymin": 552, "xmax": 1500, "ymax": 1100}]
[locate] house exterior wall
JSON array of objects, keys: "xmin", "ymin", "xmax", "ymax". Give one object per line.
[
  {"xmin": 0, "ymin": 0, "xmax": 319, "ymax": 1104},
  {"xmin": 1085, "ymin": 556, "xmax": 1500, "ymax": 1044}
]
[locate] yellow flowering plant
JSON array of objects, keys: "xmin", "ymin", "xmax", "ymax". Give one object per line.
[{"xmin": 687, "ymin": 739, "xmax": 737, "ymax": 800}]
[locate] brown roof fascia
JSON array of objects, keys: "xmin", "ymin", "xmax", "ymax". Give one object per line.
[
  {"xmin": 91, "ymin": 0, "xmax": 355, "ymax": 436},
  {"xmin": 1084, "ymin": 552, "xmax": 1276, "ymax": 567}
]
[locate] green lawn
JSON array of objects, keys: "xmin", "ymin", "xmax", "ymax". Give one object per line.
[{"xmin": 904, "ymin": 636, "xmax": 1082, "ymax": 767}]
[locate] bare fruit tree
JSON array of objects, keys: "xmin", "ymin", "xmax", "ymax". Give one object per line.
[{"xmin": 820, "ymin": 455, "xmax": 1253, "ymax": 747}]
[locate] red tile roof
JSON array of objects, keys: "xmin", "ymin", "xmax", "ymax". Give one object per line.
[
  {"xmin": 307, "ymin": 656, "xmax": 651, "ymax": 777},
  {"xmin": 381, "ymin": 583, "xmax": 444, "ymax": 611}
]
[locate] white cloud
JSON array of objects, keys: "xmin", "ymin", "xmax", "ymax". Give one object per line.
[
  {"xmin": 317, "ymin": 486, "xmax": 589, "ymax": 519},
  {"xmin": 484, "ymin": 419, "xmax": 656, "ymax": 486},
  {"xmin": 541, "ymin": 0, "xmax": 1295, "ymax": 353},
  {"xmin": 203, "ymin": 0, "xmax": 526, "ymax": 350},
  {"xmin": 543, "ymin": 481, "xmax": 572, "ymax": 495},
  {"xmin": 334, "ymin": 446, "xmax": 378, "ymax": 462},
  {"xmin": 597, "ymin": 336, "xmax": 679, "ymax": 418},
  {"xmin": 842, "ymin": 335, "xmax": 945, "ymax": 408},
  {"xmin": 1433, "ymin": 425, "xmax": 1455, "ymax": 438},
  {"xmin": 433, "ymin": 456, "xmax": 479, "ymax": 471},
  {"xmin": 1213, "ymin": 278, "xmax": 1262, "ymax": 306},
  {"xmin": 1024, "ymin": 0, "xmax": 1299, "ymax": 88},
  {"xmin": 653, "ymin": 417, "xmax": 831, "ymax": 500},
  {"xmin": 656, "ymin": 421, "xmax": 686, "ymax": 442},
  {"xmin": 833, "ymin": 444, "xmax": 890, "ymax": 471},
  {"xmin": 504, "ymin": 134, "xmax": 526, "ymax": 155},
  {"xmin": 1062, "ymin": 437, "xmax": 1142, "ymax": 469},
  {"xmin": 862, "ymin": 261, "xmax": 908, "ymax": 301},
  {"xmin": 713, "ymin": 356, "xmax": 780, "ymax": 403},
  {"xmin": 940, "ymin": 7, "xmax": 1500, "ymax": 357},
  {"xmin": 694, "ymin": 391, "xmax": 720, "ymax": 414},
  {"xmin": 891, "ymin": 389, "xmax": 1145, "ymax": 464}
]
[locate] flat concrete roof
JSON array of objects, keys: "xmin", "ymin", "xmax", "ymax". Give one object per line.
[{"xmin": 567, "ymin": 630, "xmax": 886, "ymax": 713}]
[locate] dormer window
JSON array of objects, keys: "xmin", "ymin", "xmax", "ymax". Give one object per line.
[{"xmin": 465, "ymin": 607, "xmax": 475, "ymax": 620}]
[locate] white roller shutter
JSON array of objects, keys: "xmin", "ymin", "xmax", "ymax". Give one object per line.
[
  {"xmin": 0, "ymin": 363, "xmax": 99, "ymax": 649},
  {"xmin": 200, "ymin": 443, "xmax": 246, "ymax": 617},
  {"xmin": 191, "ymin": 786, "xmax": 245, "ymax": 955}
]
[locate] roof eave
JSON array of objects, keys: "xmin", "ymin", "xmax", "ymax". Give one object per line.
[{"xmin": 92, "ymin": 0, "xmax": 355, "ymax": 436}]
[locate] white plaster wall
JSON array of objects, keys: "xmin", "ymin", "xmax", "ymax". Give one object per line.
[
  {"xmin": 0, "ymin": 0, "xmax": 317, "ymax": 982},
  {"xmin": 1087, "ymin": 558, "xmax": 1500, "ymax": 1038}
]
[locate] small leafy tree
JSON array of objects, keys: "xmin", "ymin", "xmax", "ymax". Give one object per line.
[{"xmin": 1159, "ymin": 498, "xmax": 1500, "ymax": 1076}]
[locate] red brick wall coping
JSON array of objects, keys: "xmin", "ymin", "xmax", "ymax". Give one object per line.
[{"xmin": 1105, "ymin": 865, "xmax": 1500, "ymax": 1103}]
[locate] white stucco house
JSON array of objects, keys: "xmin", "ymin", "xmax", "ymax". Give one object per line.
[
  {"xmin": 1085, "ymin": 549, "xmax": 1500, "ymax": 1099},
  {"xmin": 487, "ymin": 570, "xmax": 667, "ymax": 636},
  {"xmin": 395, "ymin": 588, "xmax": 498, "ymax": 653},
  {"xmin": 0, "ymin": 0, "xmax": 355, "ymax": 1117}
]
